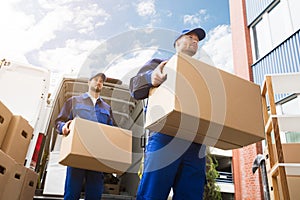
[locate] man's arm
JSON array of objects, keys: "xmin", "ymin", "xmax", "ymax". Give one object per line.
[
  {"xmin": 129, "ymin": 58, "xmax": 167, "ymax": 100},
  {"xmin": 55, "ymin": 98, "xmax": 73, "ymax": 135},
  {"xmin": 108, "ymin": 107, "xmax": 115, "ymax": 126}
]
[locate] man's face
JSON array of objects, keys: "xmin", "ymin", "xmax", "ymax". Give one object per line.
[
  {"xmin": 88, "ymin": 76, "xmax": 104, "ymax": 93},
  {"xmin": 175, "ymin": 32, "xmax": 199, "ymax": 56}
]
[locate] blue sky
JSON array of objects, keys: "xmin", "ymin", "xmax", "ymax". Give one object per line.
[{"xmin": 0, "ymin": 0, "xmax": 232, "ymax": 84}]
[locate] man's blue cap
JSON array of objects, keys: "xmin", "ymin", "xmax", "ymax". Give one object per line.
[
  {"xmin": 173, "ymin": 28, "xmax": 206, "ymax": 47},
  {"xmin": 89, "ymin": 72, "xmax": 106, "ymax": 81}
]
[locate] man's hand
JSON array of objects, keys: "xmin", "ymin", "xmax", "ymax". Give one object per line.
[
  {"xmin": 151, "ymin": 61, "xmax": 168, "ymax": 86},
  {"xmin": 62, "ymin": 120, "xmax": 72, "ymax": 136}
]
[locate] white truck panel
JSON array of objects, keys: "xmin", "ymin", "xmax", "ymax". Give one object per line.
[{"xmin": 0, "ymin": 61, "xmax": 50, "ymax": 167}]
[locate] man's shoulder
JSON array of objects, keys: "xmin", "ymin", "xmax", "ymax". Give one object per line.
[
  {"xmin": 101, "ymin": 99, "xmax": 111, "ymax": 108},
  {"xmin": 66, "ymin": 94, "xmax": 87, "ymax": 103},
  {"xmin": 137, "ymin": 58, "xmax": 166, "ymax": 74},
  {"xmin": 146, "ymin": 58, "xmax": 165, "ymax": 65}
]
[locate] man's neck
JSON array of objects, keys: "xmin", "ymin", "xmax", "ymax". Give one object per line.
[{"xmin": 88, "ymin": 91, "xmax": 100, "ymax": 99}]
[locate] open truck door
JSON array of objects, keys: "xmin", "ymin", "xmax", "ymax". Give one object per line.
[{"xmin": 0, "ymin": 59, "xmax": 50, "ymax": 168}]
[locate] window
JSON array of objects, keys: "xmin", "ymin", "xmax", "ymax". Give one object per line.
[
  {"xmin": 285, "ymin": 132, "xmax": 300, "ymax": 142},
  {"xmin": 250, "ymin": 0, "xmax": 298, "ymax": 61},
  {"xmin": 252, "ymin": 16, "xmax": 272, "ymax": 60},
  {"xmin": 281, "ymin": 96, "xmax": 300, "ymax": 142},
  {"xmin": 268, "ymin": 0, "xmax": 293, "ymax": 47},
  {"xmin": 288, "ymin": 0, "xmax": 300, "ymax": 31}
]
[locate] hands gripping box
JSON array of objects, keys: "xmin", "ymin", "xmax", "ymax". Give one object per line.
[
  {"xmin": 59, "ymin": 118, "xmax": 132, "ymax": 173},
  {"xmin": 145, "ymin": 53, "xmax": 265, "ymax": 150}
]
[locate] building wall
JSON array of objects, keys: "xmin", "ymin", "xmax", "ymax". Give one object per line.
[
  {"xmin": 245, "ymin": 0, "xmax": 276, "ymax": 25},
  {"xmin": 229, "ymin": 0, "xmax": 264, "ymax": 199},
  {"xmin": 229, "ymin": 0, "xmax": 253, "ymax": 81},
  {"xmin": 230, "ymin": 0, "xmax": 300, "ymax": 199}
]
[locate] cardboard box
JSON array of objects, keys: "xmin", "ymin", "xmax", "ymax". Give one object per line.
[
  {"xmin": 1, "ymin": 163, "xmax": 26, "ymax": 200},
  {"xmin": 0, "ymin": 150, "xmax": 15, "ymax": 196},
  {"xmin": 1, "ymin": 115, "xmax": 33, "ymax": 164},
  {"xmin": 104, "ymin": 183, "xmax": 120, "ymax": 195},
  {"xmin": 0, "ymin": 101, "xmax": 12, "ymax": 148},
  {"xmin": 145, "ymin": 53, "xmax": 264, "ymax": 150},
  {"xmin": 19, "ymin": 168, "xmax": 38, "ymax": 200},
  {"xmin": 59, "ymin": 118, "xmax": 132, "ymax": 173}
]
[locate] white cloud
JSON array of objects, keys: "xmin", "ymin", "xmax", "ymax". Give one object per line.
[
  {"xmin": 166, "ymin": 10, "xmax": 172, "ymax": 17},
  {"xmin": 38, "ymin": 0, "xmax": 78, "ymax": 9},
  {"xmin": 0, "ymin": 1, "xmax": 35, "ymax": 63},
  {"xmin": 136, "ymin": 0, "xmax": 156, "ymax": 17},
  {"xmin": 104, "ymin": 49, "xmax": 157, "ymax": 84},
  {"xmin": 37, "ymin": 39, "xmax": 101, "ymax": 73},
  {"xmin": 73, "ymin": 4, "xmax": 110, "ymax": 34},
  {"xmin": 201, "ymin": 24, "xmax": 233, "ymax": 73},
  {"xmin": 183, "ymin": 9, "xmax": 209, "ymax": 26},
  {"xmin": 0, "ymin": 0, "xmax": 110, "ymax": 71},
  {"xmin": 25, "ymin": 7, "xmax": 73, "ymax": 49}
]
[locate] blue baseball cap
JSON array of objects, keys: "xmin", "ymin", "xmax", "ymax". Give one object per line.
[
  {"xmin": 173, "ymin": 28, "xmax": 206, "ymax": 47},
  {"xmin": 89, "ymin": 72, "xmax": 106, "ymax": 81}
]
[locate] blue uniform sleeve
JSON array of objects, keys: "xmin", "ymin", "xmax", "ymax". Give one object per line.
[
  {"xmin": 129, "ymin": 58, "xmax": 163, "ymax": 100},
  {"xmin": 55, "ymin": 98, "xmax": 73, "ymax": 134},
  {"xmin": 108, "ymin": 108, "xmax": 115, "ymax": 126}
]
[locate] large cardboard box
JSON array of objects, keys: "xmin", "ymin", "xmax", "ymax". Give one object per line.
[
  {"xmin": 0, "ymin": 101, "xmax": 13, "ymax": 148},
  {"xmin": 19, "ymin": 168, "xmax": 39, "ymax": 200},
  {"xmin": 0, "ymin": 150, "xmax": 15, "ymax": 196},
  {"xmin": 1, "ymin": 163, "xmax": 26, "ymax": 200},
  {"xmin": 1, "ymin": 115, "xmax": 34, "ymax": 164},
  {"xmin": 145, "ymin": 53, "xmax": 265, "ymax": 150},
  {"xmin": 59, "ymin": 118, "xmax": 132, "ymax": 173}
]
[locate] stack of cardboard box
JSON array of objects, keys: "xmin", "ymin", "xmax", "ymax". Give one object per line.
[{"xmin": 0, "ymin": 101, "xmax": 38, "ymax": 200}]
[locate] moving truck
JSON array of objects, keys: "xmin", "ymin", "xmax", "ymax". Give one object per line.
[{"xmin": 0, "ymin": 59, "xmax": 144, "ymax": 199}]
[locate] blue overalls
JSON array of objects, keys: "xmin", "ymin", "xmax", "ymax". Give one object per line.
[
  {"xmin": 136, "ymin": 121, "xmax": 206, "ymax": 200},
  {"xmin": 130, "ymin": 58, "xmax": 207, "ymax": 200},
  {"xmin": 55, "ymin": 93, "xmax": 113, "ymax": 200}
]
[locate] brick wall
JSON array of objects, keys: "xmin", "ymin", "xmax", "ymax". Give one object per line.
[{"xmin": 232, "ymin": 143, "xmax": 264, "ymax": 200}]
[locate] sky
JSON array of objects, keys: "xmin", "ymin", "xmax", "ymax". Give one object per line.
[{"xmin": 0, "ymin": 0, "xmax": 233, "ymax": 85}]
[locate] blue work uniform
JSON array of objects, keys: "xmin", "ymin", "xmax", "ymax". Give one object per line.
[
  {"xmin": 55, "ymin": 92, "xmax": 114, "ymax": 200},
  {"xmin": 129, "ymin": 58, "xmax": 206, "ymax": 200}
]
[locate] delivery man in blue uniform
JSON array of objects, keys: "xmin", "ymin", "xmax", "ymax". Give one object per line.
[
  {"xmin": 129, "ymin": 28, "xmax": 207, "ymax": 200},
  {"xmin": 55, "ymin": 72, "xmax": 114, "ymax": 200}
]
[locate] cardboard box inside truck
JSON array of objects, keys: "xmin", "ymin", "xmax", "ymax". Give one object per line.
[
  {"xmin": 145, "ymin": 52, "xmax": 265, "ymax": 150},
  {"xmin": 59, "ymin": 117, "xmax": 132, "ymax": 173},
  {"xmin": 0, "ymin": 101, "xmax": 12, "ymax": 148},
  {"xmin": 0, "ymin": 150, "xmax": 15, "ymax": 197},
  {"xmin": 1, "ymin": 163, "xmax": 26, "ymax": 200},
  {"xmin": 19, "ymin": 168, "xmax": 39, "ymax": 200},
  {"xmin": 1, "ymin": 115, "xmax": 34, "ymax": 164}
]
